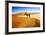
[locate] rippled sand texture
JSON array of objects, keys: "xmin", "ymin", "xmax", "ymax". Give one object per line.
[{"xmin": 12, "ymin": 12, "xmax": 40, "ymax": 28}]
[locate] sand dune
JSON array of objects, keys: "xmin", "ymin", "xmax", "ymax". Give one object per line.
[{"xmin": 12, "ymin": 12, "xmax": 40, "ymax": 28}]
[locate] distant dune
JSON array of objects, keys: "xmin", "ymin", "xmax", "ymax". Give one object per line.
[{"xmin": 12, "ymin": 12, "xmax": 40, "ymax": 28}]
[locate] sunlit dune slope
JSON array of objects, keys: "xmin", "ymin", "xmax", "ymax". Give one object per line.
[{"xmin": 12, "ymin": 12, "xmax": 40, "ymax": 28}]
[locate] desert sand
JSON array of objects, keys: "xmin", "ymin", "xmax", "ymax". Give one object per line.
[{"xmin": 12, "ymin": 12, "xmax": 40, "ymax": 28}]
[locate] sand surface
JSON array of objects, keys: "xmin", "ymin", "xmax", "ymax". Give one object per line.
[{"xmin": 12, "ymin": 12, "xmax": 40, "ymax": 28}]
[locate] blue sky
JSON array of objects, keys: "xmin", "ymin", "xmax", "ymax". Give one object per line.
[{"xmin": 12, "ymin": 7, "xmax": 40, "ymax": 13}]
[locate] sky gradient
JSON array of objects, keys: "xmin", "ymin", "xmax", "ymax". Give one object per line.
[{"xmin": 12, "ymin": 7, "xmax": 40, "ymax": 13}]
